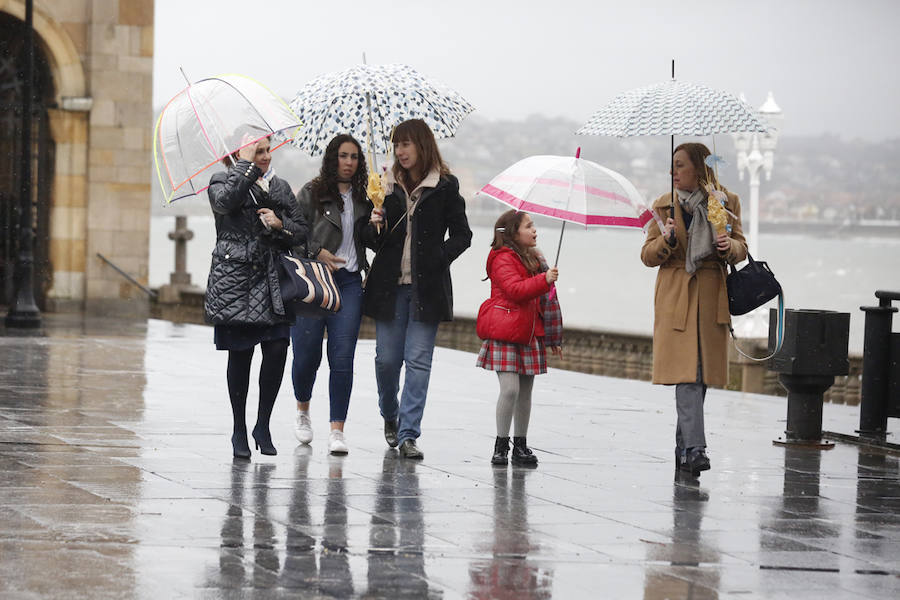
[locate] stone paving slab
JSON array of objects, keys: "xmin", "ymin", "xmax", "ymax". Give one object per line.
[{"xmin": 0, "ymin": 314, "xmax": 898, "ymax": 599}]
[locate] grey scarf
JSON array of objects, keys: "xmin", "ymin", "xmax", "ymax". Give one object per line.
[{"xmin": 677, "ymin": 188, "xmax": 716, "ymax": 274}]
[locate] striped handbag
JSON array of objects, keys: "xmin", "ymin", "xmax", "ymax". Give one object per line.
[{"xmin": 276, "ymin": 253, "xmax": 342, "ymax": 318}]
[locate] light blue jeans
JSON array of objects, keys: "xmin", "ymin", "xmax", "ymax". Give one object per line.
[{"xmin": 374, "ymin": 285, "xmax": 439, "ymax": 445}]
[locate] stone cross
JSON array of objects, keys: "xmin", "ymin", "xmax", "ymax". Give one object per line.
[{"xmin": 167, "ymin": 216, "xmax": 194, "ymax": 286}]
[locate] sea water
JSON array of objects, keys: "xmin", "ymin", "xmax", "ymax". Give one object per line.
[{"xmin": 149, "ymin": 215, "xmax": 900, "ymax": 354}]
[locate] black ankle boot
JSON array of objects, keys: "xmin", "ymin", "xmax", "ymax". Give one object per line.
[
  {"xmin": 232, "ymin": 429, "xmax": 251, "ymax": 460},
  {"xmin": 511, "ymin": 436, "xmax": 538, "ymax": 467},
  {"xmin": 491, "ymin": 436, "xmax": 510, "ymax": 465},
  {"xmin": 251, "ymin": 425, "xmax": 277, "ymax": 456}
]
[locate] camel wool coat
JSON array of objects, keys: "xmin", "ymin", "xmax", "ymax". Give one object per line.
[{"xmin": 640, "ymin": 190, "xmax": 747, "ymax": 387}]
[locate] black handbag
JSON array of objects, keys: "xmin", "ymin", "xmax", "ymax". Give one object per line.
[
  {"xmin": 726, "ymin": 253, "xmax": 782, "ymax": 316},
  {"xmin": 726, "ymin": 253, "xmax": 785, "ymax": 362},
  {"xmin": 276, "ymin": 253, "xmax": 342, "ymax": 319}
]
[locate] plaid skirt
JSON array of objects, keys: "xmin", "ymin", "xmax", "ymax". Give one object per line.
[{"xmin": 476, "ymin": 336, "xmax": 546, "ymax": 375}]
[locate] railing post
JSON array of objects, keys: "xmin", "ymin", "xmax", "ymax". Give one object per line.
[
  {"xmin": 768, "ymin": 308, "xmax": 850, "ymax": 446},
  {"xmin": 858, "ymin": 290, "xmax": 900, "ymax": 438}
]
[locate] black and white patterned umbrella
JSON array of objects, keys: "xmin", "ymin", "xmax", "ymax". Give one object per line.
[
  {"xmin": 289, "ymin": 64, "xmax": 474, "ymax": 156},
  {"xmin": 577, "ymin": 79, "xmax": 768, "ymax": 137}
]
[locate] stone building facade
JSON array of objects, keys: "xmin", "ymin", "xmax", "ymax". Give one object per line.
[{"xmin": 0, "ymin": 0, "xmax": 153, "ymax": 314}]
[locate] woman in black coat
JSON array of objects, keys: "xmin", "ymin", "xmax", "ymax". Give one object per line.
[
  {"xmin": 205, "ymin": 136, "xmax": 308, "ymax": 459},
  {"xmin": 362, "ymin": 119, "xmax": 472, "ymax": 459}
]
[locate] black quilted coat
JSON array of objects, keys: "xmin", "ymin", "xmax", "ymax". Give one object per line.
[
  {"xmin": 360, "ymin": 174, "xmax": 472, "ymax": 322},
  {"xmin": 204, "ymin": 160, "xmax": 308, "ymax": 325}
]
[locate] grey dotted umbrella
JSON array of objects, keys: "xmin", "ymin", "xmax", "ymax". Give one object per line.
[
  {"xmin": 289, "ymin": 63, "xmax": 474, "ymax": 157},
  {"xmin": 577, "ymin": 79, "xmax": 768, "ymax": 137},
  {"xmin": 578, "ymin": 76, "xmax": 770, "ymax": 223}
]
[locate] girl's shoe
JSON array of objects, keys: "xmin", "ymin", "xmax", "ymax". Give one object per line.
[
  {"xmin": 231, "ymin": 430, "xmax": 251, "ymax": 460},
  {"xmin": 491, "ymin": 436, "xmax": 510, "ymax": 465},
  {"xmin": 251, "ymin": 425, "xmax": 277, "ymax": 456},
  {"xmin": 329, "ymin": 430, "xmax": 349, "ymax": 455},
  {"xmin": 511, "ymin": 436, "xmax": 538, "ymax": 467}
]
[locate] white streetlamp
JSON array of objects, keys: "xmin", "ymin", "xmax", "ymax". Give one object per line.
[{"xmin": 732, "ymin": 92, "xmax": 783, "ymax": 257}]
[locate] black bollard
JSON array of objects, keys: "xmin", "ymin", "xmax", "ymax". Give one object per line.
[
  {"xmin": 768, "ymin": 309, "xmax": 850, "ymax": 445},
  {"xmin": 858, "ymin": 290, "xmax": 900, "ymax": 438}
]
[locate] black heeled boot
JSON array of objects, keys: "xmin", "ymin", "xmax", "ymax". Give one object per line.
[
  {"xmin": 511, "ymin": 436, "xmax": 538, "ymax": 467},
  {"xmin": 251, "ymin": 425, "xmax": 277, "ymax": 456},
  {"xmin": 491, "ymin": 436, "xmax": 510, "ymax": 465},
  {"xmin": 232, "ymin": 429, "xmax": 251, "ymax": 460}
]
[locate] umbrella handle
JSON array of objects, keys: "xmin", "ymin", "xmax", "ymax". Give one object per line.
[{"xmin": 553, "ymin": 220, "xmax": 566, "ymax": 267}]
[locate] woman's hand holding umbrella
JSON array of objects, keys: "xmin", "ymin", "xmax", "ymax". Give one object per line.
[
  {"xmin": 256, "ymin": 208, "xmax": 282, "ymax": 231},
  {"xmin": 663, "ymin": 216, "xmax": 676, "ymax": 246}
]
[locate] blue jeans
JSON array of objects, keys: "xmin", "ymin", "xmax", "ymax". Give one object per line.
[
  {"xmin": 290, "ymin": 269, "xmax": 363, "ymax": 422},
  {"xmin": 375, "ymin": 285, "xmax": 439, "ymax": 445}
]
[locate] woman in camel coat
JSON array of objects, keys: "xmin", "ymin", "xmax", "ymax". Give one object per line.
[{"xmin": 641, "ymin": 142, "xmax": 747, "ymax": 476}]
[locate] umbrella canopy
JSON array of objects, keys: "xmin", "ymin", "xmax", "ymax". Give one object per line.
[
  {"xmin": 153, "ymin": 73, "xmax": 301, "ymax": 204},
  {"xmin": 476, "ymin": 154, "xmax": 657, "ymax": 230},
  {"xmin": 289, "ymin": 63, "xmax": 474, "ymax": 156},
  {"xmin": 577, "ymin": 79, "xmax": 768, "ymax": 137}
]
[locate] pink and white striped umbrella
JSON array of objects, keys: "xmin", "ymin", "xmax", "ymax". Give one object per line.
[{"xmin": 476, "ymin": 154, "xmax": 659, "ymax": 230}]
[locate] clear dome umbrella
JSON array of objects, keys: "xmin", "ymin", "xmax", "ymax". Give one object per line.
[
  {"xmin": 153, "ymin": 73, "xmax": 301, "ymax": 204},
  {"xmin": 476, "ymin": 149, "xmax": 660, "ymax": 267}
]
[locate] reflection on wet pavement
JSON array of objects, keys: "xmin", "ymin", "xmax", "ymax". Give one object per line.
[
  {"xmin": 0, "ymin": 314, "xmax": 898, "ymax": 598},
  {"xmin": 468, "ymin": 468, "xmax": 553, "ymax": 599}
]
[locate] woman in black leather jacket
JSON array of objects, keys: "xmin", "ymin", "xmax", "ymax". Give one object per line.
[
  {"xmin": 290, "ymin": 134, "xmax": 372, "ymax": 455},
  {"xmin": 205, "ymin": 136, "xmax": 308, "ymax": 459}
]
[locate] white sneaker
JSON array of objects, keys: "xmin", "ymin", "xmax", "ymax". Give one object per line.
[
  {"xmin": 329, "ymin": 430, "xmax": 348, "ymax": 455},
  {"xmin": 294, "ymin": 411, "xmax": 313, "ymax": 444}
]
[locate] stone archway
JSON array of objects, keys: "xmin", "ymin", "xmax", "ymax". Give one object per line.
[
  {"xmin": 0, "ymin": 11, "xmax": 55, "ymax": 308},
  {"xmin": 0, "ymin": 1, "xmax": 90, "ymax": 309}
]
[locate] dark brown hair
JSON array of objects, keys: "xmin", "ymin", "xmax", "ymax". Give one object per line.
[
  {"xmin": 490, "ymin": 209, "xmax": 540, "ymax": 274},
  {"xmin": 673, "ymin": 142, "xmax": 719, "ymax": 189},
  {"xmin": 391, "ymin": 119, "xmax": 450, "ymax": 190},
  {"xmin": 309, "ymin": 134, "xmax": 368, "ymax": 213}
]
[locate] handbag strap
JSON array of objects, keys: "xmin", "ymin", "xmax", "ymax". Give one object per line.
[{"xmin": 728, "ymin": 290, "xmax": 785, "ymax": 362}]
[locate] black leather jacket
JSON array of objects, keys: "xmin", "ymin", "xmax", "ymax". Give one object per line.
[
  {"xmin": 295, "ymin": 181, "xmax": 372, "ymax": 273},
  {"xmin": 204, "ymin": 160, "xmax": 308, "ymax": 325}
]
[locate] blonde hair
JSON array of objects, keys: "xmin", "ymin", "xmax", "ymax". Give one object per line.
[{"xmin": 674, "ymin": 142, "xmax": 720, "ymax": 190}]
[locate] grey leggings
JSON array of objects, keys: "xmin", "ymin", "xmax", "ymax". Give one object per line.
[{"xmin": 495, "ymin": 372, "xmax": 534, "ymax": 437}]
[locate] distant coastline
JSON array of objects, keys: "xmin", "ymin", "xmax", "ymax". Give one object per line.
[{"xmin": 757, "ymin": 219, "xmax": 900, "ymax": 238}]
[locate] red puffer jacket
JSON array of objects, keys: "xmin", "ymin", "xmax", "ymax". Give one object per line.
[{"xmin": 477, "ymin": 247, "xmax": 551, "ymax": 344}]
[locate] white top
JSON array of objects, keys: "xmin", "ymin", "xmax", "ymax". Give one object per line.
[{"xmin": 334, "ymin": 188, "xmax": 358, "ymax": 273}]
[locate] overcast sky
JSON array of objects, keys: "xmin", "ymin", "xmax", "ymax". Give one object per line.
[{"xmin": 153, "ymin": 0, "xmax": 900, "ymax": 141}]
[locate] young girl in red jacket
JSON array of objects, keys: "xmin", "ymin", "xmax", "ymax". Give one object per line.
[{"xmin": 476, "ymin": 210, "xmax": 563, "ymax": 466}]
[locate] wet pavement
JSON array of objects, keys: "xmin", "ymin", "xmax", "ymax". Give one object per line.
[{"xmin": 0, "ymin": 314, "xmax": 898, "ymax": 599}]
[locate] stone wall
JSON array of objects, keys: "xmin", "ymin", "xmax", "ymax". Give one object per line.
[
  {"xmin": 1, "ymin": 0, "xmax": 155, "ymax": 314},
  {"xmin": 153, "ymin": 290, "xmax": 864, "ymax": 406}
]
